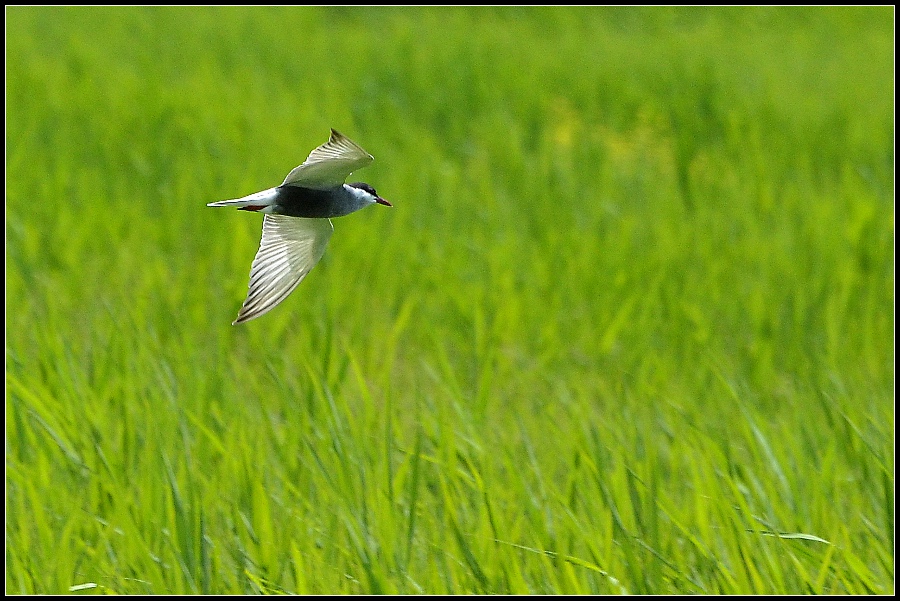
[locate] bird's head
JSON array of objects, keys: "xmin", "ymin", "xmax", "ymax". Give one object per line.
[{"xmin": 348, "ymin": 182, "xmax": 392, "ymax": 207}]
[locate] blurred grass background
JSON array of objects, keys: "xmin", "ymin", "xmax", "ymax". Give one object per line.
[{"xmin": 6, "ymin": 6, "xmax": 894, "ymax": 594}]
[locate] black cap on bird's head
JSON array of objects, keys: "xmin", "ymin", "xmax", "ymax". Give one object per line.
[{"xmin": 348, "ymin": 182, "xmax": 392, "ymax": 206}]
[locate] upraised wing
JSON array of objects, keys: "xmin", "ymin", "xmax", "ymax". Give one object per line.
[{"xmin": 281, "ymin": 129, "xmax": 374, "ymax": 190}]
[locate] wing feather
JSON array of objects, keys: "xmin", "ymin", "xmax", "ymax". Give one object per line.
[
  {"xmin": 281, "ymin": 129, "xmax": 374, "ymax": 189},
  {"xmin": 232, "ymin": 215, "xmax": 334, "ymax": 324}
]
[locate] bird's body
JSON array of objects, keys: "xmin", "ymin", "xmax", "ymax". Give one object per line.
[{"xmin": 207, "ymin": 129, "xmax": 391, "ymax": 324}]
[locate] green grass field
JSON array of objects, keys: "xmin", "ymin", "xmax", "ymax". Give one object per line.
[{"xmin": 6, "ymin": 6, "xmax": 894, "ymax": 594}]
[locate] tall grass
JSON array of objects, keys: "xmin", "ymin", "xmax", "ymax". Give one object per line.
[{"xmin": 6, "ymin": 6, "xmax": 893, "ymax": 594}]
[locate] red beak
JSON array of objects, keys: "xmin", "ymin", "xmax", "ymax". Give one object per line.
[{"xmin": 376, "ymin": 197, "xmax": 392, "ymax": 207}]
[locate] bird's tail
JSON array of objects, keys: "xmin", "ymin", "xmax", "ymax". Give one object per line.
[{"xmin": 207, "ymin": 188, "xmax": 278, "ymax": 213}]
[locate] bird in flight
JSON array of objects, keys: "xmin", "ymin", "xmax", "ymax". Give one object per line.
[{"xmin": 208, "ymin": 129, "xmax": 391, "ymax": 324}]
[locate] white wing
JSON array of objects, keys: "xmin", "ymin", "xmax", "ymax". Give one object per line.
[
  {"xmin": 233, "ymin": 215, "xmax": 334, "ymax": 324},
  {"xmin": 281, "ymin": 129, "xmax": 374, "ymax": 189}
]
